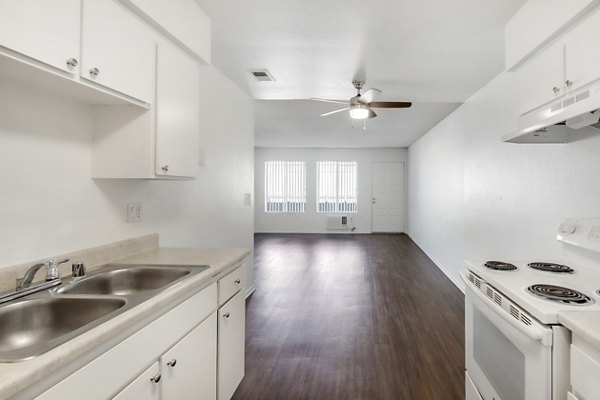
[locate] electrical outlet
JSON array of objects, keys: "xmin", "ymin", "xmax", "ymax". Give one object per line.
[
  {"xmin": 244, "ymin": 193, "xmax": 252, "ymax": 206},
  {"xmin": 127, "ymin": 202, "xmax": 143, "ymax": 223}
]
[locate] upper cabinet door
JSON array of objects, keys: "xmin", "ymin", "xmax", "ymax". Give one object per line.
[
  {"xmin": 155, "ymin": 39, "xmax": 200, "ymax": 178},
  {"xmin": 81, "ymin": 0, "xmax": 155, "ymax": 103},
  {"xmin": 564, "ymin": 10, "xmax": 600, "ymax": 93},
  {"xmin": 516, "ymin": 41, "xmax": 565, "ymax": 115},
  {"xmin": 0, "ymin": 0, "xmax": 81, "ymax": 74}
]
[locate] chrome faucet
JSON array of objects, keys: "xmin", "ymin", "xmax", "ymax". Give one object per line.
[{"xmin": 16, "ymin": 259, "xmax": 69, "ymax": 290}]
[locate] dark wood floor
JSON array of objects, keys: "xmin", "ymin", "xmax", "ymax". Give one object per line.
[{"xmin": 232, "ymin": 233, "xmax": 465, "ymax": 400}]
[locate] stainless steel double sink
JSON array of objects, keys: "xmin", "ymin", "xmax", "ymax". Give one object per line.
[{"xmin": 0, "ymin": 264, "xmax": 208, "ymax": 362}]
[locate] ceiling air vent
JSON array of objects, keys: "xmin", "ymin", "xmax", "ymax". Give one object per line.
[{"xmin": 250, "ymin": 69, "xmax": 275, "ymax": 82}]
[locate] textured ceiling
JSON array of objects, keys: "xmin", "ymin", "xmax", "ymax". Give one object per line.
[{"xmin": 196, "ymin": 0, "xmax": 525, "ymax": 147}]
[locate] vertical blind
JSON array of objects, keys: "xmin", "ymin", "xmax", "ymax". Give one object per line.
[
  {"xmin": 316, "ymin": 161, "xmax": 357, "ymax": 213},
  {"xmin": 264, "ymin": 161, "xmax": 306, "ymax": 212}
]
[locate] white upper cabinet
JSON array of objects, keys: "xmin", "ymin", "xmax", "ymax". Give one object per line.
[
  {"xmin": 516, "ymin": 42, "xmax": 565, "ymax": 115},
  {"xmin": 91, "ymin": 39, "xmax": 201, "ymax": 179},
  {"xmin": 81, "ymin": 0, "xmax": 155, "ymax": 104},
  {"xmin": 563, "ymin": 10, "xmax": 600, "ymax": 93},
  {"xmin": 505, "ymin": 0, "xmax": 596, "ymax": 70},
  {"xmin": 155, "ymin": 39, "xmax": 200, "ymax": 178},
  {"xmin": 0, "ymin": 0, "xmax": 81, "ymax": 74},
  {"xmin": 515, "ymin": 6, "xmax": 600, "ymax": 116}
]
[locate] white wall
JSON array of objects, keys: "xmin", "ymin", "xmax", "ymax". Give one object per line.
[
  {"xmin": 0, "ymin": 66, "xmax": 255, "ymax": 288},
  {"xmin": 255, "ymin": 147, "xmax": 407, "ymax": 233},
  {"xmin": 408, "ymin": 69, "xmax": 600, "ymax": 289}
]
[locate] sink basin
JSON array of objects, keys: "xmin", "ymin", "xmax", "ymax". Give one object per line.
[
  {"xmin": 56, "ymin": 266, "xmax": 195, "ymax": 295},
  {"xmin": 0, "ymin": 297, "xmax": 125, "ymax": 361}
]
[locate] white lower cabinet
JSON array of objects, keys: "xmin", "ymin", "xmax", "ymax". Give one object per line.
[
  {"xmin": 113, "ymin": 313, "xmax": 217, "ymax": 400},
  {"xmin": 32, "ymin": 262, "xmax": 248, "ymax": 400},
  {"xmin": 34, "ymin": 283, "xmax": 217, "ymax": 400},
  {"xmin": 113, "ymin": 362, "xmax": 160, "ymax": 400},
  {"xmin": 218, "ymin": 284, "xmax": 245, "ymax": 400},
  {"xmin": 161, "ymin": 313, "xmax": 217, "ymax": 399}
]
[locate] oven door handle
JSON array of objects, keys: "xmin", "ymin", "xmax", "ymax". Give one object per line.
[{"xmin": 461, "ymin": 271, "xmax": 553, "ymax": 346}]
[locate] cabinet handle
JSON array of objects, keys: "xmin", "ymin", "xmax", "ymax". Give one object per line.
[
  {"xmin": 234, "ymin": 279, "xmax": 241, "ymax": 284},
  {"xmin": 223, "ymin": 312, "xmax": 230, "ymax": 318},
  {"xmin": 161, "ymin": 165, "xmax": 169, "ymax": 173},
  {"xmin": 150, "ymin": 373, "xmax": 161, "ymax": 384},
  {"xmin": 552, "ymin": 86, "xmax": 560, "ymax": 94},
  {"xmin": 66, "ymin": 58, "xmax": 78, "ymax": 68},
  {"xmin": 89, "ymin": 67, "xmax": 100, "ymax": 77},
  {"xmin": 566, "ymin": 80, "xmax": 573, "ymax": 87},
  {"xmin": 167, "ymin": 359, "xmax": 177, "ymax": 368}
]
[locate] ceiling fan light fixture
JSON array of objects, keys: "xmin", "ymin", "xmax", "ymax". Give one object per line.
[{"xmin": 349, "ymin": 104, "xmax": 369, "ymax": 120}]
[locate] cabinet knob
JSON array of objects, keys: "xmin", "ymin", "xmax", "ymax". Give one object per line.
[
  {"xmin": 150, "ymin": 373, "xmax": 161, "ymax": 384},
  {"xmin": 223, "ymin": 312, "xmax": 230, "ymax": 319},
  {"xmin": 234, "ymin": 279, "xmax": 241, "ymax": 284},
  {"xmin": 161, "ymin": 165, "xmax": 169, "ymax": 173},
  {"xmin": 566, "ymin": 80, "xmax": 573, "ymax": 87},
  {"xmin": 66, "ymin": 58, "xmax": 78, "ymax": 68},
  {"xmin": 167, "ymin": 359, "xmax": 177, "ymax": 368},
  {"xmin": 89, "ymin": 67, "xmax": 100, "ymax": 77},
  {"xmin": 552, "ymin": 86, "xmax": 560, "ymax": 94}
]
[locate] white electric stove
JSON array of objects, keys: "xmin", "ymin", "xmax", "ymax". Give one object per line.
[{"xmin": 463, "ymin": 217, "xmax": 600, "ymax": 400}]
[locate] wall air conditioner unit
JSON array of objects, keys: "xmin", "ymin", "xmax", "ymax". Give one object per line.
[
  {"xmin": 503, "ymin": 82, "xmax": 600, "ymax": 144},
  {"xmin": 326, "ymin": 216, "xmax": 355, "ymax": 231}
]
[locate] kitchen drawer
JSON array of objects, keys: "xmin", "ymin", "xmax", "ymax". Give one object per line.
[
  {"xmin": 218, "ymin": 263, "xmax": 246, "ymax": 306},
  {"xmin": 571, "ymin": 343, "xmax": 600, "ymax": 400}
]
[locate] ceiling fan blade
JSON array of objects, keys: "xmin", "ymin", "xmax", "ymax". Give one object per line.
[
  {"xmin": 369, "ymin": 101, "xmax": 412, "ymax": 108},
  {"xmin": 368, "ymin": 108, "xmax": 377, "ymax": 119},
  {"xmin": 310, "ymin": 98, "xmax": 348, "ymax": 105},
  {"xmin": 320, "ymin": 107, "xmax": 350, "ymax": 117},
  {"xmin": 358, "ymin": 88, "xmax": 382, "ymax": 104}
]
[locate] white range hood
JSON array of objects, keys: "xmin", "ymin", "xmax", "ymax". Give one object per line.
[{"xmin": 503, "ymin": 80, "xmax": 600, "ymax": 143}]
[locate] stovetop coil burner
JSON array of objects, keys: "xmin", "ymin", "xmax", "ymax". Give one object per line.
[
  {"xmin": 484, "ymin": 261, "xmax": 517, "ymax": 271},
  {"xmin": 527, "ymin": 262, "xmax": 574, "ymax": 273},
  {"xmin": 527, "ymin": 284, "xmax": 593, "ymax": 305}
]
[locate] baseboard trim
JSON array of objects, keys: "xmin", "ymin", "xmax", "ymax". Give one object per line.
[{"xmin": 406, "ymin": 235, "xmax": 465, "ymax": 294}]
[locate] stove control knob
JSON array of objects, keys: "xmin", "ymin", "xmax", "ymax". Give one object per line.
[{"xmin": 559, "ymin": 222, "xmax": 576, "ymax": 235}]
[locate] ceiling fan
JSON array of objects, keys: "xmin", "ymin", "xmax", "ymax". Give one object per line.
[{"xmin": 311, "ymin": 81, "xmax": 412, "ymax": 120}]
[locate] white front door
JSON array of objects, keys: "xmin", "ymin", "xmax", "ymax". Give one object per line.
[{"xmin": 371, "ymin": 162, "xmax": 405, "ymax": 232}]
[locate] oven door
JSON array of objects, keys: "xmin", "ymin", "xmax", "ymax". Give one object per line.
[{"xmin": 463, "ymin": 271, "xmax": 553, "ymax": 400}]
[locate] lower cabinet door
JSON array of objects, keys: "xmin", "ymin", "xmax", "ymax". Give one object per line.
[
  {"xmin": 218, "ymin": 291, "xmax": 246, "ymax": 400},
  {"xmin": 162, "ymin": 313, "xmax": 218, "ymax": 399},
  {"xmin": 112, "ymin": 362, "xmax": 160, "ymax": 400}
]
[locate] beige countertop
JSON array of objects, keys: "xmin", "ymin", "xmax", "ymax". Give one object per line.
[
  {"xmin": 558, "ymin": 310, "xmax": 600, "ymax": 349},
  {"xmin": 0, "ymin": 246, "xmax": 250, "ymax": 400}
]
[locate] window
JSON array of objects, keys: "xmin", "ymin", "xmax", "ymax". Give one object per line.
[
  {"xmin": 316, "ymin": 161, "xmax": 357, "ymax": 213},
  {"xmin": 264, "ymin": 161, "xmax": 306, "ymax": 212}
]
